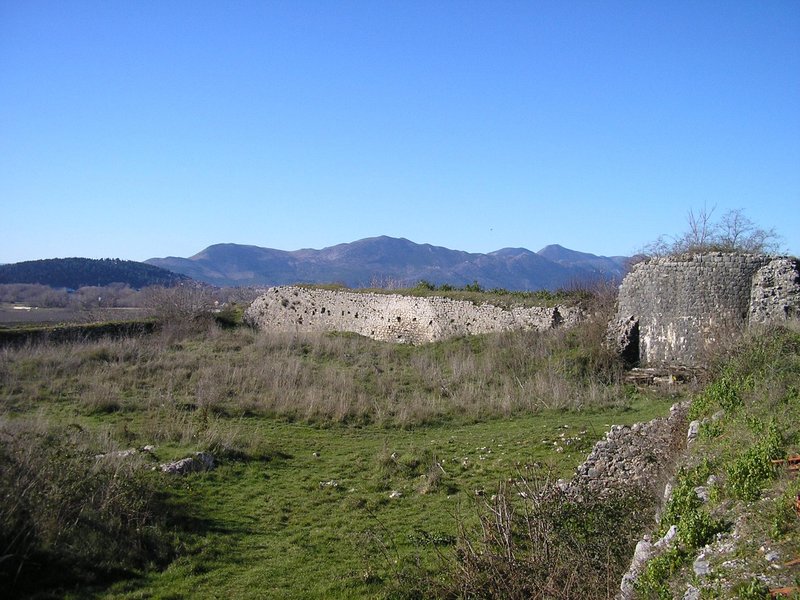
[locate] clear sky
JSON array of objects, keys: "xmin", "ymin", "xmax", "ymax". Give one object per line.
[{"xmin": 2, "ymin": 1, "xmax": 799, "ymax": 263}]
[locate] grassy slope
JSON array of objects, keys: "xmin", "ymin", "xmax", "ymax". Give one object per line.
[{"xmin": 636, "ymin": 326, "xmax": 800, "ymax": 599}]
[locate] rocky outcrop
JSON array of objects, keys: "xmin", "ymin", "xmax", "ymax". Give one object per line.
[
  {"xmin": 245, "ymin": 286, "xmax": 583, "ymax": 344},
  {"xmin": 610, "ymin": 254, "xmax": 800, "ymax": 366}
]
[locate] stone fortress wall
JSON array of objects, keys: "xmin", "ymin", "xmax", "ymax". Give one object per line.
[
  {"xmin": 244, "ymin": 286, "xmax": 583, "ymax": 344},
  {"xmin": 611, "ymin": 253, "xmax": 800, "ymax": 367}
]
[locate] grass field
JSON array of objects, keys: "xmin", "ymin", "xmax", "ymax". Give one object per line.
[
  {"xmin": 91, "ymin": 404, "xmax": 673, "ymax": 599},
  {"xmin": 1, "ymin": 311, "xmax": 683, "ymax": 599}
]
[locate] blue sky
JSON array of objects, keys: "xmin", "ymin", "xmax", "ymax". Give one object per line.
[{"xmin": 2, "ymin": 1, "xmax": 798, "ymax": 263}]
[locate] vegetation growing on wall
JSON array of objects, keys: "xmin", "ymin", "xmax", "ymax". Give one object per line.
[
  {"xmin": 642, "ymin": 207, "xmax": 783, "ymax": 257},
  {"xmin": 634, "ymin": 325, "xmax": 800, "ymax": 598},
  {"xmin": 302, "ymin": 280, "xmax": 596, "ymax": 309}
]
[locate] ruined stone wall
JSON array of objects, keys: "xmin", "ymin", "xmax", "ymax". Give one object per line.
[
  {"xmin": 559, "ymin": 403, "xmax": 689, "ymax": 599},
  {"xmin": 565, "ymin": 402, "xmax": 688, "ymax": 501},
  {"xmin": 749, "ymin": 257, "xmax": 800, "ymax": 324},
  {"xmin": 612, "ymin": 254, "xmax": 800, "ymax": 366},
  {"xmin": 244, "ymin": 286, "xmax": 582, "ymax": 344}
]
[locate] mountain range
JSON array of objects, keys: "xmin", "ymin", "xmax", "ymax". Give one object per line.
[{"xmin": 146, "ymin": 236, "xmax": 631, "ymax": 291}]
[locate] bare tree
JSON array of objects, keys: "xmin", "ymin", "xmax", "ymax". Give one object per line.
[
  {"xmin": 141, "ymin": 284, "xmax": 217, "ymax": 324},
  {"xmin": 716, "ymin": 208, "xmax": 781, "ymax": 253},
  {"xmin": 680, "ymin": 206, "xmax": 718, "ymax": 252},
  {"xmin": 642, "ymin": 207, "xmax": 783, "ymax": 257}
]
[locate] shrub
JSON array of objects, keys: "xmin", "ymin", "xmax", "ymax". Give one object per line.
[
  {"xmin": 726, "ymin": 422, "xmax": 783, "ymax": 501},
  {"xmin": 689, "ymin": 376, "xmax": 742, "ymax": 420},
  {"xmin": 635, "ymin": 547, "xmax": 688, "ymax": 599},
  {"xmin": 0, "ymin": 418, "xmax": 176, "ymax": 595},
  {"xmin": 676, "ymin": 509, "xmax": 726, "ymax": 549},
  {"xmin": 426, "ymin": 472, "xmax": 654, "ymax": 600},
  {"xmin": 213, "ymin": 303, "xmax": 244, "ymax": 328},
  {"xmin": 658, "ymin": 465, "xmax": 706, "ymax": 538},
  {"xmin": 705, "ymin": 377, "xmax": 742, "ymax": 412}
]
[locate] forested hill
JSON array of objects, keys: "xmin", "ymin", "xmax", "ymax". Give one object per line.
[{"xmin": 0, "ymin": 258, "xmax": 191, "ymax": 289}]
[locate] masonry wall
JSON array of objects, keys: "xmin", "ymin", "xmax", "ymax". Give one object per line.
[
  {"xmin": 565, "ymin": 402, "xmax": 688, "ymax": 501},
  {"xmin": 244, "ymin": 286, "xmax": 582, "ymax": 344},
  {"xmin": 749, "ymin": 257, "xmax": 800, "ymax": 325},
  {"xmin": 613, "ymin": 254, "xmax": 800, "ymax": 366}
]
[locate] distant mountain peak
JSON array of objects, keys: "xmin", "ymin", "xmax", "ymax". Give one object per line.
[
  {"xmin": 539, "ymin": 244, "xmax": 593, "ymax": 259},
  {"xmin": 146, "ymin": 236, "xmax": 630, "ymax": 290},
  {"xmin": 490, "ymin": 247, "xmax": 536, "ymax": 257}
]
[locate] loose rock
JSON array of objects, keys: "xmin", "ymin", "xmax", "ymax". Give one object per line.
[{"xmin": 160, "ymin": 452, "xmax": 215, "ymax": 475}]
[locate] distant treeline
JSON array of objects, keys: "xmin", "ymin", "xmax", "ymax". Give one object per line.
[{"xmin": 0, "ymin": 258, "xmax": 190, "ymax": 289}]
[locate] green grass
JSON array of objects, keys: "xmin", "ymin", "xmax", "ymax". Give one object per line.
[
  {"xmin": 86, "ymin": 403, "xmax": 670, "ymax": 599},
  {"xmin": 1, "ymin": 315, "xmax": 678, "ymax": 599}
]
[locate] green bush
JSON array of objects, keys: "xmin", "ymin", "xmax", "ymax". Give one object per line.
[
  {"xmin": 689, "ymin": 377, "xmax": 741, "ymax": 420},
  {"xmin": 698, "ymin": 420, "xmax": 723, "ymax": 439},
  {"xmin": 658, "ymin": 465, "xmax": 706, "ymax": 537},
  {"xmin": 213, "ymin": 304, "xmax": 244, "ymax": 328},
  {"xmin": 635, "ymin": 547, "xmax": 688, "ymax": 599},
  {"xmin": 639, "ymin": 462, "xmax": 727, "ymax": 596},
  {"xmin": 676, "ymin": 509, "xmax": 726, "ymax": 549},
  {"xmin": 726, "ymin": 422, "xmax": 783, "ymax": 501}
]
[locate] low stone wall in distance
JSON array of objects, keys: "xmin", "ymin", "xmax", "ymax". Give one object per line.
[{"xmin": 244, "ymin": 286, "xmax": 583, "ymax": 344}]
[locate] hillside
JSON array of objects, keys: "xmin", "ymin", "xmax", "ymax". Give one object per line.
[
  {"xmin": 0, "ymin": 258, "xmax": 190, "ymax": 289},
  {"xmin": 628, "ymin": 327, "xmax": 800, "ymax": 598},
  {"xmin": 146, "ymin": 236, "xmax": 630, "ymax": 290}
]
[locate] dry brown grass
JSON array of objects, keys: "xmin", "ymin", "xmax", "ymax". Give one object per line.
[
  {"xmin": 0, "ymin": 305, "xmax": 627, "ymax": 428},
  {"xmin": 445, "ymin": 474, "xmax": 653, "ymax": 599}
]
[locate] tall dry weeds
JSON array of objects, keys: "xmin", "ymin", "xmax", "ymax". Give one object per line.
[
  {"xmin": 0, "ymin": 416, "xmax": 175, "ymax": 595},
  {"xmin": 1, "ymin": 303, "xmax": 627, "ymax": 427}
]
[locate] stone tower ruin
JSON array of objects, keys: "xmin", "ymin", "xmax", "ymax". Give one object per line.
[{"xmin": 610, "ymin": 253, "xmax": 800, "ymax": 367}]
